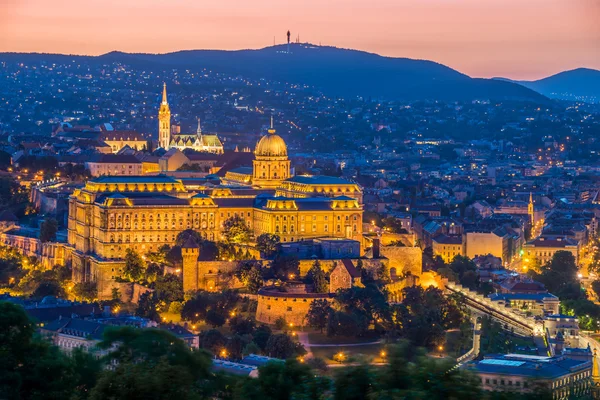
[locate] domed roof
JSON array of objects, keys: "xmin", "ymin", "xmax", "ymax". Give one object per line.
[{"xmin": 255, "ymin": 117, "xmax": 287, "ymax": 157}]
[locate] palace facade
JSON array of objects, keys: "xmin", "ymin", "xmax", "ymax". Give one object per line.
[
  {"xmin": 158, "ymin": 83, "xmax": 223, "ymax": 153},
  {"xmin": 68, "ymin": 122, "xmax": 363, "ymax": 293}
]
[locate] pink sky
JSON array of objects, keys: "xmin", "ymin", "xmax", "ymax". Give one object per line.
[{"xmin": 0, "ymin": 0, "xmax": 598, "ymax": 79}]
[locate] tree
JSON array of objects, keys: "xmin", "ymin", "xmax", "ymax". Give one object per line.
[
  {"xmin": 93, "ymin": 327, "xmax": 213, "ymax": 400},
  {"xmin": 39, "ymin": 217, "xmax": 58, "ymax": 243},
  {"xmin": 240, "ymin": 359, "xmax": 323, "ymax": 400},
  {"xmin": 334, "ymin": 284, "xmax": 390, "ymax": 332},
  {"xmin": 73, "ymin": 281, "xmax": 98, "ymax": 302},
  {"xmin": 327, "ymin": 310, "xmax": 366, "ymax": 337},
  {"xmin": 306, "ymin": 299, "xmax": 331, "ymax": 333},
  {"xmin": 153, "ymin": 273, "xmax": 183, "ymax": 305},
  {"xmin": 0, "ymin": 302, "xmax": 101, "ymax": 399},
  {"xmin": 392, "ymin": 285, "xmax": 466, "ymax": 348},
  {"xmin": 592, "ymin": 280, "xmax": 600, "ymax": 300},
  {"xmin": 111, "ymin": 287, "xmax": 122, "ymax": 303},
  {"xmin": 306, "ymin": 261, "xmax": 328, "ymax": 293},
  {"xmin": 333, "ymin": 365, "xmax": 374, "ymax": 400},
  {"xmin": 32, "ymin": 280, "xmax": 65, "ymax": 298},
  {"xmin": 123, "ymin": 248, "xmax": 145, "ymax": 282},
  {"xmin": 222, "ymin": 215, "xmax": 251, "ymax": 244},
  {"xmin": 243, "ymin": 342, "xmax": 260, "ymax": 356},
  {"xmin": 256, "ymin": 233, "xmax": 280, "ymax": 257},
  {"xmin": 265, "ymin": 333, "xmax": 305, "ymax": 359},
  {"xmin": 229, "ymin": 315, "xmax": 256, "ymax": 335},
  {"xmin": 175, "ymin": 229, "xmax": 203, "ymax": 247},
  {"xmin": 252, "ymin": 325, "xmax": 272, "ymax": 351},
  {"xmin": 200, "ymin": 329, "xmax": 227, "ymax": 355},
  {"xmin": 235, "ymin": 261, "xmax": 263, "ymax": 294},
  {"xmin": 227, "ymin": 334, "xmax": 246, "ymax": 360},
  {"xmin": 145, "ymin": 263, "xmax": 163, "ymax": 283},
  {"xmin": 270, "ymin": 254, "xmax": 300, "ymax": 281},
  {"xmin": 534, "ymin": 250, "xmax": 582, "ymax": 300},
  {"xmin": 136, "ymin": 292, "xmax": 160, "ymax": 321},
  {"xmin": 448, "ymin": 256, "xmax": 478, "ymax": 289},
  {"xmin": 181, "ymin": 290, "xmax": 239, "ymax": 325}
]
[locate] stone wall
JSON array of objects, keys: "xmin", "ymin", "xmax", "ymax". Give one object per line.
[
  {"xmin": 0, "ymin": 231, "xmax": 68, "ymax": 269},
  {"xmin": 256, "ymin": 292, "xmax": 333, "ymax": 326},
  {"xmin": 378, "ymin": 246, "xmax": 422, "ymax": 277}
]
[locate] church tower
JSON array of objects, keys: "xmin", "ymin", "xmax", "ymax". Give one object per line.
[
  {"xmin": 253, "ymin": 116, "xmax": 291, "ymax": 188},
  {"xmin": 158, "ymin": 83, "xmax": 171, "ymax": 149},
  {"xmin": 528, "ymin": 192, "xmax": 534, "ymax": 226}
]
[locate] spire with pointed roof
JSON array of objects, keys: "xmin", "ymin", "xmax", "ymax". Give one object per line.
[
  {"xmin": 196, "ymin": 117, "xmax": 202, "ymax": 137},
  {"xmin": 162, "ymin": 82, "xmax": 168, "ymax": 105},
  {"xmin": 158, "ymin": 83, "xmax": 172, "ymax": 149}
]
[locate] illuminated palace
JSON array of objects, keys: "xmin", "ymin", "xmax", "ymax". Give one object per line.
[
  {"xmin": 158, "ymin": 83, "xmax": 223, "ymax": 153},
  {"xmin": 68, "ymin": 121, "xmax": 363, "ymax": 292}
]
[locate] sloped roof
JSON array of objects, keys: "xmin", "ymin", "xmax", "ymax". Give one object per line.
[{"xmin": 340, "ymin": 259, "xmax": 361, "ymax": 278}]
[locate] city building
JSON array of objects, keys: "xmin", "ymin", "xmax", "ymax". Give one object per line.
[
  {"xmin": 158, "ymin": 84, "xmax": 223, "ymax": 153},
  {"xmin": 67, "ymin": 126, "xmax": 364, "ymax": 297},
  {"xmin": 469, "ymin": 353, "xmax": 591, "ymax": 398},
  {"xmin": 523, "ymin": 236, "xmax": 580, "ymax": 266},
  {"xmin": 431, "ymin": 234, "xmax": 463, "ymax": 262},
  {"xmin": 488, "ymin": 292, "xmax": 560, "ymax": 316},
  {"xmin": 85, "ymin": 154, "xmax": 143, "ymax": 177},
  {"xmin": 99, "ymin": 130, "xmax": 149, "ymax": 153}
]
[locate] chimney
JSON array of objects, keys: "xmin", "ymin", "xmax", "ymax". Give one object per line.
[{"xmin": 373, "ymin": 238, "xmax": 380, "ymax": 259}]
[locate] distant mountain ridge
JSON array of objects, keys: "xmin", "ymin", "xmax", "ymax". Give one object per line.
[
  {"xmin": 0, "ymin": 44, "xmax": 549, "ymax": 102},
  {"xmin": 495, "ymin": 68, "xmax": 600, "ymax": 102}
]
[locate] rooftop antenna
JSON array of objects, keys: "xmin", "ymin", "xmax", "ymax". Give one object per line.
[{"xmin": 287, "ymin": 30, "xmax": 290, "ymax": 53}]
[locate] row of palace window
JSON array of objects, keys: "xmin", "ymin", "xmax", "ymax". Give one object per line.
[
  {"xmin": 275, "ymin": 215, "xmax": 357, "ymax": 222},
  {"xmin": 109, "ymin": 234, "xmax": 177, "ymax": 243},
  {"xmin": 484, "ymin": 378, "xmax": 528, "ymax": 388},
  {"xmin": 274, "ymin": 224, "xmax": 357, "ymax": 234},
  {"xmin": 110, "ymin": 212, "xmax": 218, "ymax": 221},
  {"xmin": 109, "ymin": 221, "xmax": 217, "ymax": 230}
]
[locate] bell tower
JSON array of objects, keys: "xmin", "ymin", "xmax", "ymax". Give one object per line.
[
  {"xmin": 528, "ymin": 192, "xmax": 534, "ymax": 226},
  {"xmin": 158, "ymin": 83, "xmax": 171, "ymax": 149}
]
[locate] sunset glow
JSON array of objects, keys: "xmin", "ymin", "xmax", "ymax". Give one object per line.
[{"xmin": 1, "ymin": 0, "xmax": 598, "ymax": 79}]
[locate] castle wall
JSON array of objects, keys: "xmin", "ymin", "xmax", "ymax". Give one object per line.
[
  {"xmin": 378, "ymin": 246, "xmax": 422, "ymax": 277},
  {"xmin": 256, "ymin": 292, "xmax": 332, "ymax": 326},
  {"xmin": 0, "ymin": 231, "xmax": 68, "ymax": 269}
]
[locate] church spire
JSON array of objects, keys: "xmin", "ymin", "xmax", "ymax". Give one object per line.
[
  {"xmin": 162, "ymin": 82, "xmax": 168, "ymax": 105},
  {"xmin": 196, "ymin": 117, "xmax": 202, "ymax": 137}
]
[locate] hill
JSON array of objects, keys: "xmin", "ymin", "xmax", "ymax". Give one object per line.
[
  {"xmin": 1, "ymin": 44, "xmax": 549, "ymax": 102},
  {"xmin": 496, "ymin": 68, "xmax": 600, "ymax": 102}
]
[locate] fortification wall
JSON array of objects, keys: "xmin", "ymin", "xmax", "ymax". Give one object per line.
[
  {"xmin": 0, "ymin": 231, "xmax": 68, "ymax": 269},
  {"xmin": 256, "ymin": 292, "xmax": 332, "ymax": 326}
]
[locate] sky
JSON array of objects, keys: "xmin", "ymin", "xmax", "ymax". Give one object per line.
[{"xmin": 0, "ymin": 0, "xmax": 598, "ymax": 80}]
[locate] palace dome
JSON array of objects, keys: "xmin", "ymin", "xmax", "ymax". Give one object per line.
[{"xmin": 255, "ymin": 130, "xmax": 287, "ymax": 157}]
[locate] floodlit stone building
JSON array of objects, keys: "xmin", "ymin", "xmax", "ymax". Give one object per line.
[{"xmin": 67, "ymin": 122, "xmax": 364, "ymax": 298}]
